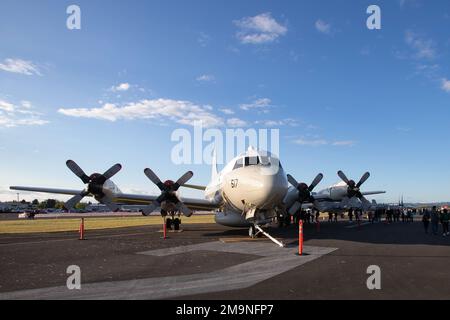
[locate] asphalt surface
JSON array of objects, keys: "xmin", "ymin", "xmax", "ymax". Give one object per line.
[{"xmin": 1, "ymin": 219, "xmax": 450, "ymax": 299}]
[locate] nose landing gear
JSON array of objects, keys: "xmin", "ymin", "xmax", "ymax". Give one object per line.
[{"xmin": 248, "ymin": 224, "xmax": 285, "ymax": 247}]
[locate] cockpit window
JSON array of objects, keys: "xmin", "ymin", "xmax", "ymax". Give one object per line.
[
  {"xmin": 233, "ymin": 158, "xmax": 244, "ymax": 170},
  {"xmin": 259, "ymin": 156, "xmax": 271, "ymax": 166},
  {"xmin": 245, "ymin": 156, "xmax": 260, "ymax": 166}
]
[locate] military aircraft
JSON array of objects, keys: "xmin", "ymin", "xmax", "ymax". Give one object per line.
[{"xmin": 10, "ymin": 147, "xmax": 385, "ymax": 246}]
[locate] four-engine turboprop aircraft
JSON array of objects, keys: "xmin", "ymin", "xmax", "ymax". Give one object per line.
[{"xmin": 10, "ymin": 146, "xmax": 385, "ymax": 246}]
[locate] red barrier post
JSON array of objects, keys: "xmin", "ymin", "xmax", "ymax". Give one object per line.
[
  {"xmin": 79, "ymin": 218, "xmax": 85, "ymax": 240},
  {"xmin": 298, "ymin": 220, "xmax": 303, "ymax": 256},
  {"xmin": 163, "ymin": 219, "xmax": 167, "ymax": 240}
]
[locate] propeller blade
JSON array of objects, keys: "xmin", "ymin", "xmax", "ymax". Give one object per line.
[
  {"xmin": 289, "ymin": 201, "xmax": 302, "ymax": 215},
  {"xmin": 309, "ymin": 173, "xmax": 324, "ymax": 191},
  {"xmin": 173, "ymin": 171, "xmax": 194, "ymax": 191},
  {"xmin": 144, "ymin": 168, "xmax": 165, "ymax": 190},
  {"xmin": 142, "ymin": 202, "xmax": 160, "ymax": 216},
  {"xmin": 358, "ymin": 194, "xmax": 371, "ymax": 210},
  {"xmin": 66, "ymin": 160, "xmax": 90, "ymax": 184},
  {"xmin": 176, "ymin": 202, "xmax": 193, "ymax": 217},
  {"xmin": 103, "ymin": 164, "xmax": 122, "ymax": 180},
  {"xmin": 287, "ymin": 174, "xmax": 299, "ymax": 189},
  {"xmin": 356, "ymin": 172, "xmax": 370, "ymax": 188},
  {"xmin": 64, "ymin": 193, "xmax": 85, "ymax": 210},
  {"xmin": 337, "ymin": 170, "xmax": 350, "ymax": 185}
]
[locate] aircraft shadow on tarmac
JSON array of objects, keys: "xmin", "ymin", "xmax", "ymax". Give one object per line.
[{"xmin": 202, "ymin": 221, "xmax": 450, "ymax": 247}]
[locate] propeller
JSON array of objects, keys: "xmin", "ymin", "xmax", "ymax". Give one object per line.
[
  {"xmin": 287, "ymin": 173, "xmax": 324, "ymax": 215},
  {"xmin": 337, "ymin": 170, "xmax": 371, "ymax": 210},
  {"xmin": 64, "ymin": 160, "xmax": 122, "ymax": 211},
  {"xmin": 142, "ymin": 168, "xmax": 194, "ymax": 217}
]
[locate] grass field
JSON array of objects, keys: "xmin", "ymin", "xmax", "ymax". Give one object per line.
[{"xmin": 0, "ymin": 215, "xmax": 216, "ymax": 234}]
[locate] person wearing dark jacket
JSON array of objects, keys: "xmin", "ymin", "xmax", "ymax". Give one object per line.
[
  {"xmin": 440, "ymin": 209, "xmax": 449, "ymax": 236},
  {"xmin": 422, "ymin": 209, "xmax": 431, "ymax": 234},
  {"xmin": 430, "ymin": 206, "xmax": 440, "ymax": 235}
]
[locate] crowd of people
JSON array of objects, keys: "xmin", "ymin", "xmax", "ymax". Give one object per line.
[
  {"xmin": 370, "ymin": 207, "xmax": 416, "ymax": 223},
  {"xmin": 421, "ymin": 206, "xmax": 449, "ymax": 236},
  {"xmin": 293, "ymin": 205, "xmax": 450, "ymax": 237}
]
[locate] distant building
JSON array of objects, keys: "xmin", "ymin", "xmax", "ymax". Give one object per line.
[{"xmin": 0, "ymin": 201, "xmax": 31, "ymax": 211}]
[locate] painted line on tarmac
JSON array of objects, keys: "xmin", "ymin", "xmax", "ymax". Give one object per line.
[{"xmin": 0, "ymin": 241, "xmax": 337, "ymax": 300}]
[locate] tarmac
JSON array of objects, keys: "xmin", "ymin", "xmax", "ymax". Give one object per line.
[{"xmin": 1, "ymin": 219, "xmax": 450, "ymax": 300}]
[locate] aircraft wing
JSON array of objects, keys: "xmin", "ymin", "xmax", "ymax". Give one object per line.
[
  {"xmin": 113, "ymin": 193, "xmax": 220, "ymax": 211},
  {"xmin": 10, "ymin": 186, "xmax": 82, "ymax": 196},
  {"xmin": 361, "ymin": 191, "xmax": 386, "ymax": 196}
]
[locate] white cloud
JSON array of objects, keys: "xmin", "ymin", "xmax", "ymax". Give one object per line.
[
  {"xmin": 196, "ymin": 74, "xmax": 215, "ymax": 82},
  {"xmin": 396, "ymin": 126, "xmax": 411, "ymax": 132},
  {"xmin": 226, "ymin": 118, "xmax": 248, "ymax": 128},
  {"xmin": 315, "ymin": 19, "xmax": 331, "ymax": 34},
  {"xmin": 0, "ymin": 58, "xmax": 41, "ymax": 76},
  {"xmin": 332, "ymin": 140, "xmax": 356, "ymax": 147},
  {"xmin": 255, "ymin": 118, "xmax": 299, "ymax": 127},
  {"xmin": 405, "ymin": 31, "xmax": 436, "ymax": 59},
  {"xmin": 293, "ymin": 137, "xmax": 356, "ymax": 147},
  {"xmin": 0, "ymin": 100, "xmax": 15, "ymax": 112},
  {"xmin": 294, "ymin": 138, "xmax": 328, "ymax": 146},
  {"xmin": 240, "ymin": 98, "xmax": 272, "ymax": 112},
  {"xmin": 198, "ymin": 32, "xmax": 211, "ymax": 47},
  {"xmin": 110, "ymin": 83, "xmax": 131, "ymax": 92},
  {"xmin": 234, "ymin": 13, "xmax": 287, "ymax": 44},
  {"xmin": 21, "ymin": 100, "xmax": 32, "ymax": 108},
  {"xmin": 441, "ymin": 78, "xmax": 450, "ymax": 92},
  {"xmin": 219, "ymin": 108, "xmax": 235, "ymax": 115},
  {"xmin": 0, "ymin": 99, "xmax": 49, "ymax": 128},
  {"xmin": 58, "ymin": 99, "xmax": 225, "ymax": 128}
]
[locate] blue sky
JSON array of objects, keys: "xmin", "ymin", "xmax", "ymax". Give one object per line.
[{"xmin": 0, "ymin": 0, "xmax": 449, "ymax": 203}]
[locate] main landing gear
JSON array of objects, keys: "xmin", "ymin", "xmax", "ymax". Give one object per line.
[{"xmin": 162, "ymin": 210, "xmax": 181, "ymax": 231}]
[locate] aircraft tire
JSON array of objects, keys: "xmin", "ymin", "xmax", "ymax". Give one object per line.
[
  {"xmin": 166, "ymin": 218, "xmax": 173, "ymax": 230},
  {"xmin": 173, "ymin": 218, "xmax": 180, "ymax": 230}
]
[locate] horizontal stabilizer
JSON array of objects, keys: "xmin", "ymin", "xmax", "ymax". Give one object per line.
[{"xmin": 361, "ymin": 191, "xmax": 386, "ymax": 196}]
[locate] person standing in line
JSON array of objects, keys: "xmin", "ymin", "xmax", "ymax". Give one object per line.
[
  {"xmin": 430, "ymin": 206, "xmax": 440, "ymax": 236},
  {"xmin": 422, "ymin": 209, "xmax": 430, "ymax": 234},
  {"xmin": 440, "ymin": 209, "xmax": 449, "ymax": 236}
]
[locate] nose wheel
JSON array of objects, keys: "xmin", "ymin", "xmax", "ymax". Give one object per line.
[{"xmin": 249, "ymin": 225, "xmax": 257, "ymax": 238}]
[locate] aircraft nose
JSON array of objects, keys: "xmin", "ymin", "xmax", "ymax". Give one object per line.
[
  {"xmin": 223, "ymin": 166, "xmax": 288, "ymax": 211},
  {"xmin": 243, "ymin": 167, "xmax": 287, "ymax": 208}
]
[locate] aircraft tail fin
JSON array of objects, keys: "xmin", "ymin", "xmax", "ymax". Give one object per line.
[{"xmin": 211, "ymin": 149, "xmax": 218, "ymax": 182}]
